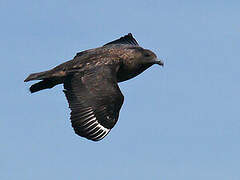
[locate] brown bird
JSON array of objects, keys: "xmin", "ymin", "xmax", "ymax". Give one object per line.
[{"xmin": 24, "ymin": 33, "xmax": 164, "ymax": 141}]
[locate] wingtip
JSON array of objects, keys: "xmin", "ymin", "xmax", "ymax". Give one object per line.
[
  {"xmin": 103, "ymin": 33, "xmax": 139, "ymax": 46},
  {"xmin": 125, "ymin": 33, "xmax": 134, "ymax": 38}
]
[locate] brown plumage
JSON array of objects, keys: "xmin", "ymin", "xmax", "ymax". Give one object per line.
[{"xmin": 24, "ymin": 33, "xmax": 163, "ymax": 141}]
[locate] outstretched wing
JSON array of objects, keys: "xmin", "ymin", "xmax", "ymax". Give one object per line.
[
  {"xmin": 103, "ymin": 33, "xmax": 139, "ymax": 46},
  {"xmin": 63, "ymin": 65, "xmax": 124, "ymax": 141}
]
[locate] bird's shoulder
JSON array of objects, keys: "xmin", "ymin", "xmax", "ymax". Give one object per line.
[
  {"xmin": 70, "ymin": 45, "xmax": 133, "ymax": 69},
  {"xmin": 52, "ymin": 33, "xmax": 142, "ymax": 74}
]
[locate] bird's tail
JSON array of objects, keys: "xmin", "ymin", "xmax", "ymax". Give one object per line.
[
  {"xmin": 29, "ymin": 79, "xmax": 58, "ymax": 93},
  {"xmin": 24, "ymin": 70, "xmax": 64, "ymax": 93},
  {"xmin": 24, "ymin": 70, "xmax": 51, "ymax": 82}
]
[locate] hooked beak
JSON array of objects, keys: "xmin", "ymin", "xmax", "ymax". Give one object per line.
[{"xmin": 154, "ymin": 59, "xmax": 164, "ymax": 66}]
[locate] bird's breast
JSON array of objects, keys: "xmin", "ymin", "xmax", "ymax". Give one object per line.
[{"xmin": 116, "ymin": 64, "xmax": 152, "ymax": 82}]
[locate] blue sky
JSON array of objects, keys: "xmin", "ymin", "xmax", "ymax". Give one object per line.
[{"xmin": 1, "ymin": 0, "xmax": 240, "ymax": 179}]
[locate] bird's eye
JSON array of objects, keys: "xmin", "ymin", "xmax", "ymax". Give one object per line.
[{"xmin": 144, "ymin": 53, "xmax": 151, "ymax": 57}]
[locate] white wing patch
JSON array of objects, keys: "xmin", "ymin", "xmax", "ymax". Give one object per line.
[
  {"xmin": 75, "ymin": 107, "xmax": 110, "ymax": 141},
  {"xmin": 91, "ymin": 123, "xmax": 110, "ymax": 141}
]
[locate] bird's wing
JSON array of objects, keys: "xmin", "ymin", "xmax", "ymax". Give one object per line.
[
  {"xmin": 103, "ymin": 33, "xmax": 139, "ymax": 46},
  {"xmin": 63, "ymin": 65, "xmax": 124, "ymax": 141}
]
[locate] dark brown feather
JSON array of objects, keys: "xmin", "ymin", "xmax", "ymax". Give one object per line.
[
  {"xmin": 63, "ymin": 65, "xmax": 124, "ymax": 141},
  {"xmin": 24, "ymin": 33, "xmax": 161, "ymax": 142},
  {"xmin": 103, "ymin": 33, "xmax": 139, "ymax": 46}
]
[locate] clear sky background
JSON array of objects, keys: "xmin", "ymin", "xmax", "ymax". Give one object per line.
[{"xmin": 1, "ymin": 0, "xmax": 239, "ymax": 179}]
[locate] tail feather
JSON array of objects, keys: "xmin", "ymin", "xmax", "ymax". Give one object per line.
[
  {"xmin": 25, "ymin": 69, "xmax": 66, "ymax": 93},
  {"xmin": 29, "ymin": 79, "xmax": 58, "ymax": 93},
  {"xmin": 24, "ymin": 71, "xmax": 49, "ymax": 82}
]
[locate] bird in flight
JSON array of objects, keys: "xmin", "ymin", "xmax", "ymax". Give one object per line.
[{"xmin": 24, "ymin": 33, "xmax": 164, "ymax": 141}]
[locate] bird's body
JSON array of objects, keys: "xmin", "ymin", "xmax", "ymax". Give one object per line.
[{"xmin": 25, "ymin": 33, "xmax": 163, "ymax": 141}]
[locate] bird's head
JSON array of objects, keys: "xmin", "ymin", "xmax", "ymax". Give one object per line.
[
  {"xmin": 139, "ymin": 48, "xmax": 163, "ymax": 66},
  {"xmin": 116, "ymin": 46, "xmax": 164, "ymax": 82},
  {"xmin": 130, "ymin": 47, "xmax": 164, "ymax": 67}
]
